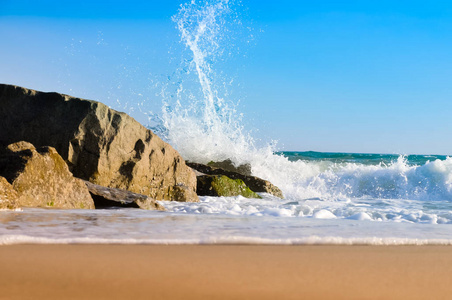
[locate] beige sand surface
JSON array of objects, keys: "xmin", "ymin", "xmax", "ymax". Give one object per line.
[{"xmin": 0, "ymin": 245, "xmax": 451, "ymax": 299}]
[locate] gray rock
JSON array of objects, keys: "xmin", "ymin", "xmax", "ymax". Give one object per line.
[
  {"xmin": 207, "ymin": 159, "xmax": 252, "ymax": 176},
  {"xmin": 85, "ymin": 181, "xmax": 165, "ymax": 210},
  {"xmin": 0, "ymin": 84, "xmax": 198, "ymax": 202}
]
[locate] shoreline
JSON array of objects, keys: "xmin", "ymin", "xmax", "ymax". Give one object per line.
[{"xmin": 0, "ymin": 244, "xmax": 450, "ymax": 299}]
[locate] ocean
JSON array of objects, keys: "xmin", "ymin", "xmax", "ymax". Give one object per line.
[
  {"xmin": 2, "ymin": 0, "xmax": 452, "ymax": 246},
  {"xmin": 2, "ymin": 152, "xmax": 452, "ymax": 245}
]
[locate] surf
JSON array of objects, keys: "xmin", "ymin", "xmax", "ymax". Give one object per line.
[{"xmin": 153, "ymin": 0, "xmax": 452, "ymax": 225}]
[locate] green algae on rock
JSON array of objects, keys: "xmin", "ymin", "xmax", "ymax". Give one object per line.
[
  {"xmin": 188, "ymin": 162, "xmax": 284, "ymax": 199},
  {"xmin": 197, "ymin": 175, "xmax": 262, "ymax": 198}
]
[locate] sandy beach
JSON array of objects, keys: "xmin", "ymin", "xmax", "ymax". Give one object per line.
[{"xmin": 0, "ymin": 245, "xmax": 451, "ymax": 299}]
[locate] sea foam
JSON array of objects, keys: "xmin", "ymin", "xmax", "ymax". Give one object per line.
[
  {"xmin": 154, "ymin": 0, "xmax": 452, "ymax": 227},
  {"xmin": 2, "ymin": 208, "xmax": 452, "ymax": 245}
]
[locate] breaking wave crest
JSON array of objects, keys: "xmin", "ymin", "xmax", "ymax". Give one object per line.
[{"xmin": 157, "ymin": 0, "xmax": 452, "ymax": 205}]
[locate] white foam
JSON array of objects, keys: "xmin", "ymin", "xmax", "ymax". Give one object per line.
[
  {"xmin": 313, "ymin": 209, "xmax": 337, "ymax": 219},
  {"xmin": 161, "ymin": 188, "xmax": 452, "ymax": 224},
  {"xmin": 161, "ymin": 1, "xmax": 452, "ymax": 226},
  {"xmin": 347, "ymin": 212, "xmax": 372, "ymax": 221},
  {"xmin": 2, "ymin": 208, "xmax": 452, "ymax": 245},
  {"xmin": 2, "ymin": 234, "xmax": 452, "ymax": 246}
]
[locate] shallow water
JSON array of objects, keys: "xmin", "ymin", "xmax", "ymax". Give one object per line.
[
  {"xmin": 2, "ymin": 206, "xmax": 452, "ymax": 245},
  {"xmin": 2, "ymin": 152, "xmax": 452, "ymax": 245}
]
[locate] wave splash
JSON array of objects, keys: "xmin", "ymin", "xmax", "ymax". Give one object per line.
[
  {"xmin": 159, "ymin": 0, "xmax": 295, "ymax": 193},
  {"xmin": 163, "ymin": 156, "xmax": 452, "ymax": 224},
  {"xmin": 158, "ymin": 0, "xmax": 452, "ymax": 205},
  {"xmin": 157, "ymin": 0, "xmax": 258, "ymax": 164},
  {"xmin": 277, "ymin": 155, "xmax": 452, "ymax": 202}
]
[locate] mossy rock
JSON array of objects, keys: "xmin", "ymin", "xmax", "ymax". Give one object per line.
[
  {"xmin": 197, "ymin": 175, "xmax": 261, "ymax": 198},
  {"xmin": 188, "ymin": 162, "xmax": 284, "ymax": 199}
]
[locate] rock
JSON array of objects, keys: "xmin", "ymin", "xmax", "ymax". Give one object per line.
[
  {"xmin": 0, "ymin": 142, "xmax": 95, "ymax": 209},
  {"xmin": 207, "ymin": 159, "xmax": 252, "ymax": 176},
  {"xmin": 85, "ymin": 181, "xmax": 165, "ymax": 210},
  {"xmin": 168, "ymin": 184, "xmax": 200, "ymax": 202},
  {"xmin": 0, "ymin": 176, "xmax": 19, "ymax": 210},
  {"xmin": 187, "ymin": 162, "xmax": 284, "ymax": 199},
  {"xmin": 197, "ymin": 175, "xmax": 261, "ymax": 198},
  {"xmin": 0, "ymin": 84, "xmax": 198, "ymax": 202}
]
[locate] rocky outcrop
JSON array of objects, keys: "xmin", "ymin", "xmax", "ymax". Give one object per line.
[
  {"xmin": 0, "ymin": 176, "xmax": 19, "ymax": 209},
  {"xmin": 85, "ymin": 181, "xmax": 165, "ymax": 210},
  {"xmin": 0, "ymin": 84, "xmax": 198, "ymax": 202},
  {"xmin": 207, "ymin": 159, "xmax": 252, "ymax": 176},
  {"xmin": 187, "ymin": 162, "xmax": 284, "ymax": 199},
  {"xmin": 0, "ymin": 142, "xmax": 94, "ymax": 209},
  {"xmin": 197, "ymin": 175, "xmax": 261, "ymax": 198}
]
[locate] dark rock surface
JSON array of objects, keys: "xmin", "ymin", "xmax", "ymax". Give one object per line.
[
  {"xmin": 207, "ymin": 159, "xmax": 252, "ymax": 176},
  {"xmin": 85, "ymin": 181, "xmax": 165, "ymax": 210}
]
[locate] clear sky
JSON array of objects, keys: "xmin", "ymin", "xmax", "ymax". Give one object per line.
[{"xmin": 1, "ymin": 0, "xmax": 452, "ymax": 155}]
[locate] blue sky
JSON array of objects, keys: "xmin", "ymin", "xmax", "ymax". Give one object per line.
[{"xmin": 1, "ymin": 0, "xmax": 452, "ymax": 154}]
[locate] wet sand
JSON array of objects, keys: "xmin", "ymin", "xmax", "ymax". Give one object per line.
[{"xmin": 0, "ymin": 245, "xmax": 451, "ymax": 299}]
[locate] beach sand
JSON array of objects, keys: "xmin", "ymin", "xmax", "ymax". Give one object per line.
[{"xmin": 0, "ymin": 244, "xmax": 451, "ymax": 299}]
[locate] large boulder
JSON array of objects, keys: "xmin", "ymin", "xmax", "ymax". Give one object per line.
[
  {"xmin": 0, "ymin": 84, "xmax": 198, "ymax": 202},
  {"xmin": 0, "ymin": 176, "xmax": 19, "ymax": 210},
  {"xmin": 187, "ymin": 162, "xmax": 284, "ymax": 199},
  {"xmin": 0, "ymin": 142, "xmax": 95, "ymax": 209},
  {"xmin": 85, "ymin": 181, "xmax": 165, "ymax": 210},
  {"xmin": 197, "ymin": 175, "xmax": 261, "ymax": 198}
]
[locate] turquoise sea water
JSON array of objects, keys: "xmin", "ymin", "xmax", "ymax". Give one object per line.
[{"xmin": 280, "ymin": 151, "xmax": 448, "ymax": 166}]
